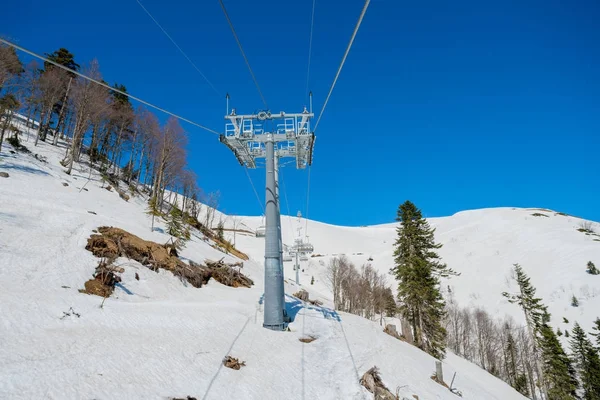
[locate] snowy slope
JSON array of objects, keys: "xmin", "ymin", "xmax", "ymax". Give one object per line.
[
  {"xmin": 250, "ymin": 207, "xmax": 600, "ymax": 334},
  {"xmin": 0, "ymin": 126, "xmax": 528, "ymax": 399}
]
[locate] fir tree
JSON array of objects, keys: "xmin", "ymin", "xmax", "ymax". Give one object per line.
[
  {"xmin": 587, "ymin": 261, "xmax": 600, "ymax": 275},
  {"xmin": 570, "ymin": 323, "xmax": 600, "ymax": 400},
  {"xmin": 504, "ymin": 324, "xmax": 519, "ymax": 389},
  {"xmin": 502, "ymin": 264, "xmax": 550, "ymax": 398},
  {"xmin": 391, "ymin": 200, "xmax": 458, "ymax": 359},
  {"xmin": 502, "ymin": 264, "xmax": 548, "ymax": 335},
  {"xmin": 539, "ymin": 319, "xmax": 578, "ymax": 399},
  {"xmin": 311, "ymin": 276, "xmax": 314, "ymax": 285},
  {"xmin": 564, "ymin": 317, "xmax": 570, "ymax": 324},
  {"xmin": 146, "ymin": 197, "xmax": 161, "ymax": 231},
  {"xmin": 572, "ymin": 295, "xmax": 579, "ymax": 307},
  {"xmin": 557, "ymin": 327, "xmax": 563, "ymax": 337},
  {"xmin": 216, "ymin": 220, "xmax": 225, "ymax": 241},
  {"xmin": 167, "ymin": 206, "xmax": 183, "ymax": 238},
  {"xmin": 44, "ymin": 48, "xmax": 79, "ymax": 72},
  {"xmin": 592, "ymin": 318, "xmax": 600, "ymax": 348},
  {"xmin": 383, "ymin": 287, "xmax": 397, "ymax": 317}
]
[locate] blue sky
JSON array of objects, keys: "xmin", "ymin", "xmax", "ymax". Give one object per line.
[{"xmin": 3, "ymin": 0, "xmax": 599, "ymax": 225}]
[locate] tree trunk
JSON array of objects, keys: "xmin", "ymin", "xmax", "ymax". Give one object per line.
[
  {"xmin": 53, "ymin": 77, "xmax": 72, "ymax": 145},
  {"xmin": 34, "ymin": 107, "xmax": 48, "ymax": 146}
]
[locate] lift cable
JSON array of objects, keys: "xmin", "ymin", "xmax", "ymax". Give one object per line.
[
  {"xmin": 304, "ymin": 0, "xmax": 316, "ymax": 101},
  {"xmin": 0, "ymin": 38, "xmax": 222, "ymax": 135},
  {"xmin": 135, "ymin": 0, "xmax": 221, "ymax": 97},
  {"xmin": 312, "ymin": 0, "xmax": 370, "ymax": 133},
  {"xmin": 244, "ymin": 166, "xmax": 265, "ymax": 215},
  {"xmin": 305, "ymin": 0, "xmax": 371, "ymax": 236},
  {"xmin": 218, "ymin": 0, "xmax": 269, "ymax": 110}
]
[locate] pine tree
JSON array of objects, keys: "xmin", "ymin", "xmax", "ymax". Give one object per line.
[
  {"xmin": 592, "ymin": 318, "xmax": 600, "ymax": 349},
  {"xmin": 502, "ymin": 264, "xmax": 550, "ymax": 398},
  {"xmin": 587, "ymin": 261, "xmax": 600, "ymax": 275},
  {"xmin": 557, "ymin": 327, "xmax": 563, "ymax": 336},
  {"xmin": 167, "ymin": 206, "xmax": 183, "ymax": 238},
  {"xmin": 502, "ymin": 264, "xmax": 548, "ymax": 335},
  {"xmin": 570, "ymin": 323, "xmax": 600, "ymax": 400},
  {"xmin": 539, "ymin": 319, "xmax": 578, "ymax": 399},
  {"xmin": 44, "ymin": 48, "xmax": 80, "ymax": 72},
  {"xmin": 564, "ymin": 317, "xmax": 570, "ymax": 324},
  {"xmin": 572, "ymin": 295, "xmax": 579, "ymax": 307},
  {"xmin": 311, "ymin": 276, "xmax": 315, "ymax": 285},
  {"xmin": 383, "ymin": 287, "xmax": 397, "ymax": 317},
  {"xmin": 216, "ymin": 220, "xmax": 225, "ymax": 241},
  {"xmin": 146, "ymin": 197, "xmax": 161, "ymax": 231},
  {"xmin": 391, "ymin": 200, "xmax": 457, "ymax": 359}
]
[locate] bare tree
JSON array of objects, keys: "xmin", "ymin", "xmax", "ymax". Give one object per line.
[{"xmin": 61, "ymin": 59, "xmax": 105, "ymax": 174}]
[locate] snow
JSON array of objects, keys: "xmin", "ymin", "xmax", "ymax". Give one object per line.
[{"xmin": 0, "ymin": 124, "xmax": 557, "ymax": 399}]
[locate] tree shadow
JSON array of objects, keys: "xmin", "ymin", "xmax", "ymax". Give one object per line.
[
  {"xmin": 257, "ymin": 294, "xmax": 341, "ymax": 323},
  {"xmin": 0, "ymin": 163, "xmax": 50, "ymax": 176}
]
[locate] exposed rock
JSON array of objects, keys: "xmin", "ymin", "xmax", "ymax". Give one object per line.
[
  {"xmin": 62, "ymin": 182, "xmax": 68, "ymax": 187},
  {"xmin": 0, "ymin": 172, "xmax": 9, "ymax": 178}
]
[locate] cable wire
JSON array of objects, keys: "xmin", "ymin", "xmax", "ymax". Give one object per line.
[
  {"xmin": 304, "ymin": 0, "xmax": 316, "ymax": 101},
  {"xmin": 135, "ymin": 0, "xmax": 221, "ymax": 97},
  {"xmin": 0, "ymin": 38, "xmax": 221, "ymax": 135},
  {"xmin": 279, "ymin": 165, "xmax": 295, "ymax": 239},
  {"xmin": 313, "ymin": 0, "xmax": 370, "ymax": 133},
  {"xmin": 304, "ymin": 165, "xmax": 311, "ymax": 237},
  {"xmin": 218, "ymin": 0, "xmax": 268, "ymax": 109},
  {"xmin": 244, "ymin": 166, "xmax": 265, "ymax": 215}
]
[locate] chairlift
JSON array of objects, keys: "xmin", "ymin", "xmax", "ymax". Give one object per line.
[
  {"xmin": 283, "ymin": 253, "xmax": 293, "ymax": 262},
  {"xmin": 300, "ymin": 253, "xmax": 309, "ymax": 262},
  {"xmin": 255, "ymin": 226, "xmax": 266, "ymax": 237}
]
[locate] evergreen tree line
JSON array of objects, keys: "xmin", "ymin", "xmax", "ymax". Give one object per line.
[
  {"xmin": 326, "ymin": 255, "xmax": 397, "ymax": 324},
  {"xmin": 0, "ymin": 43, "xmax": 223, "ymax": 240},
  {"xmin": 500, "ymin": 263, "xmax": 600, "ymax": 399}
]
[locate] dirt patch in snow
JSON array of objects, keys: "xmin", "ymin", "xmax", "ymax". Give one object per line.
[
  {"xmin": 360, "ymin": 366, "xmax": 398, "ymax": 399},
  {"xmin": 84, "ymin": 227, "xmax": 253, "ymax": 290},
  {"xmin": 299, "ymin": 335, "xmax": 317, "ymax": 343},
  {"xmin": 223, "ymin": 356, "xmax": 246, "ymax": 370}
]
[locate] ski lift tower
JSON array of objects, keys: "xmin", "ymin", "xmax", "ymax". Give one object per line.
[{"xmin": 220, "ymin": 96, "xmax": 315, "ymax": 331}]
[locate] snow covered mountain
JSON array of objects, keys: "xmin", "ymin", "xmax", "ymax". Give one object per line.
[
  {"xmin": 4, "ymin": 124, "xmax": 595, "ymax": 399},
  {"xmin": 259, "ymin": 207, "xmax": 600, "ymax": 335}
]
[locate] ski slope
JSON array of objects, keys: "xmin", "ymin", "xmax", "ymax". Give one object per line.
[{"xmin": 0, "ymin": 125, "xmax": 550, "ymax": 399}]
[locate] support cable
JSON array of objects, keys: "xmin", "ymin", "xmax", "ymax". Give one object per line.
[
  {"xmin": 312, "ymin": 0, "xmax": 370, "ymax": 133},
  {"xmin": 0, "ymin": 38, "xmax": 221, "ymax": 135},
  {"xmin": 218, "ymin": 0, "xmax": 268, "ymax": 109},
  {"xmin": 244, "ymin": 166, "xmax": 265, "ymax": 215},
  {"xmin": 304, "ymin": 165, "xmax": 311, "ymax": 236},
  {"xmin": 279, "ymin": 165, "xmax": 295, "ymax": 239},
  {"xmin": 304, "ymin": 0, "xmax": 316, "ymax": 101},
  {"xmin": 135, "ymin": 0, "xmax": 221, "ymax": 97}
]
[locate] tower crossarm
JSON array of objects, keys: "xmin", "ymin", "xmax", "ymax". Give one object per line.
[{"xmin": 221, "ymin": 109, "xmax": 315, "ymax": 169}]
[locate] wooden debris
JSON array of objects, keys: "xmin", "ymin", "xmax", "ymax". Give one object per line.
[
  {"xmin": 223, "ymin": 356, "xmax": 246, "ymax": 370},
  {"xmin": 299, "ymin": 335, "xmax": 317, "ymax": 343},
  {"xmin": 84, "ymin": 227, "xmax": 254, "ymax": 292},
  {"xmin": 80, "ymin": 259, "xmax": 123, "ymax": 298},
  {"xmin": 308, "ymin": 299, "xmax": 323, "ymax": 307},
  {"xmin": 294, "ymin": 289, "xmax": 310, "ymax": 301},
  {"xmin": 171, "ymin": 396, "xmax": 197, "ymax": 400},
  {"xmin": 384, "ymin": 324, "xmax": 403, "ymax": 340},
  {"xmin": 360, "ymin": 366, "xmax": 398, "ymax": 400}
]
